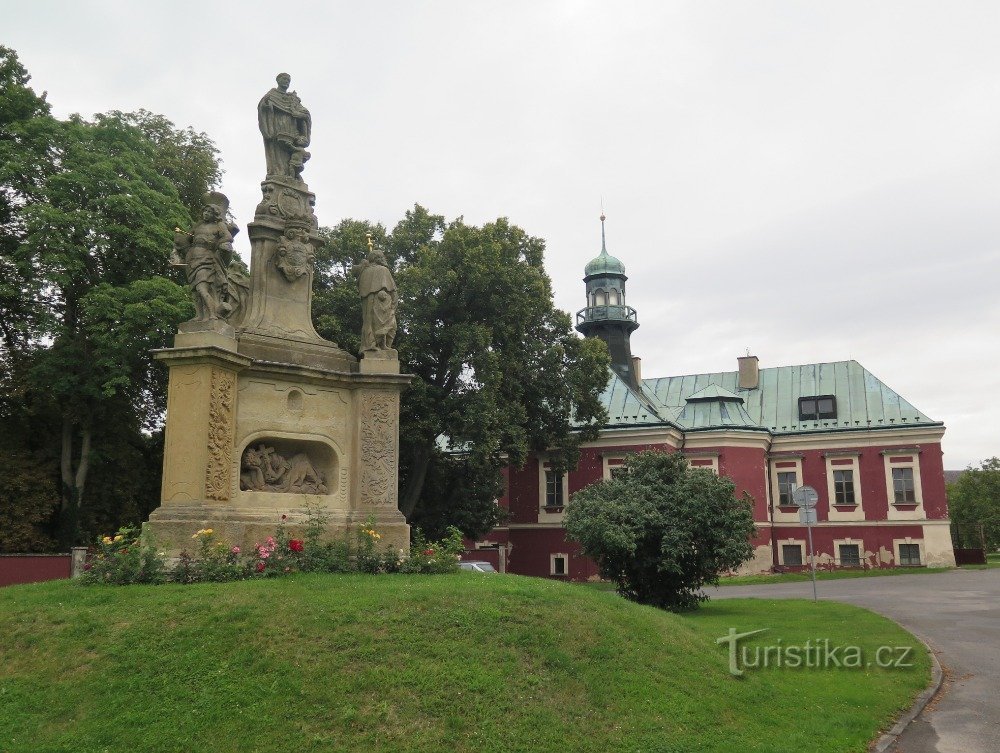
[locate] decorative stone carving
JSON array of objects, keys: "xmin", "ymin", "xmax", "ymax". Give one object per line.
[
  {"xmin": 171, "ymin": 191, "xmax": 249, "ymax": 323},
  {"xmin": 274, "ymin": 226, "xmax": 315, "ymax": 282},
  {"xmin": 353, "ymin": 241, "xmax": 398, "ymax": 354},
  {"xmin": 359, "ymin": 392, "xmax": 398, "ymax": 506},
  {"xmin": 240, "ymin": 443, "xmax": 327, "ymax": 494},
  {"xmin": 254, "ymin": 183, "xmax": 318, "ymax": 228},
  {"xmin": 204, "ymin": 368, "xmax": 237, "ymax": 501},
  {"xmin": 257, "ymin": 73, "xmax": 311, "ymax": 181}
]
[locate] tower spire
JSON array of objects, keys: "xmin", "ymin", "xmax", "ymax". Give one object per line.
[{"xmin": 600, "ymin": 211, "xmax": 607, "ymax": 255}]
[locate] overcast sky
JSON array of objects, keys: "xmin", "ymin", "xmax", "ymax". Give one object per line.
[{"xmin": 5, "ymin": 1, "xmax": 998, "ymax": 467}]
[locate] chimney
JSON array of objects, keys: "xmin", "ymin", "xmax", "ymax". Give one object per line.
[
  {"xmin": 737, "ymin": 355, "xmax": 759, "ymax": 390},
  {"xmin": 631, "ymin": 356, "xmax": 642, "ymax": 384}
]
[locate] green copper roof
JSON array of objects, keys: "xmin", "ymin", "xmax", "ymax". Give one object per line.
[
  {"xmin": 586, "ymin": 359, "xmax": 940, "ymax": 434},
  {"xmin": 584, "ymin": 217, "xmax": 626, "ymax": 278},
  {"xmin": 644, "ymin": 360, "xmax": 940, "ymax": 434}
]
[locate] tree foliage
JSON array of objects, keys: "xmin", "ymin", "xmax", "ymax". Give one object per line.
[
  {"xmin": 314, "ymin": 205, "xmax": 610, "ymax": 539},
  {"xmin": 0, "ymin": 46, "xmax": 219, "ymax": 549},
  {"xmin": 948, "ymin": 457, "xmax": 1000, "ymax": 550},
  {"xmin": 565, "ymin": 451, "xmax": 757, "ymax": 611}
]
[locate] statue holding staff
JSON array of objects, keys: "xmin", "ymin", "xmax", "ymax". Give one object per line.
[{"xmin": 353, "ymin": 235, "xmax": 398, "ymax": 353}]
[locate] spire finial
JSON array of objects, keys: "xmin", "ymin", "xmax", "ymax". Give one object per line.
[{"xmin": 599, "ymin": 209, "xmax": 607, "ymax": 254}]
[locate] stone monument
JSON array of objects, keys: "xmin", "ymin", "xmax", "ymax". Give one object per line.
[{"xmin": 146, "ymin": 74, "xmax": 411, "ymax": 554}]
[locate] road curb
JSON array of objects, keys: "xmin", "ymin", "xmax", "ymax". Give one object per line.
[{"xmin": 871, "ymin": 635, "xmax": 944, "ymax": 753}]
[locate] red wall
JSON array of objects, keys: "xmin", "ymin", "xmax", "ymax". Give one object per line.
[
  {"xmin": 0, "ymin": 555, "xmax": 71, "ymax": 587},
  {"xmin": 486, "ymin": 439, "xmax": 949, "ymax": 580}
]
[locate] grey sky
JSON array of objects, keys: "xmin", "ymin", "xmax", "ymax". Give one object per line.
[{"xmin": 5, "ymin": 0, "xmax": 998, "ymax": 467}]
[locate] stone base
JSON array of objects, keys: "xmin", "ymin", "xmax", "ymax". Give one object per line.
[
  {"xmin": 145, "ymin": 503, "xmax": 410, "ymax": 557},
  {"xmin": 238, "ymin": 330, "xmax": 356, "ymax": 372},
  {"xmin": 175, "ymin": 319, "xmax": 237, "ymax": 350},
  {"xmin": 360, "ymin": 351, "xmax": 400, "ymax": 374}
]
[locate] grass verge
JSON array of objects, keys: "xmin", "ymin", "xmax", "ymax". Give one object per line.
[
  {"xmin": 717, "ymin": 567, "xmax": 950, "ymax": 586},
  {"xmin": 0, "ymin": 574, "xmax": 929, "ymax": 753}
]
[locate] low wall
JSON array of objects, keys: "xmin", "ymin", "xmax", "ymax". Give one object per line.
[{"xmin": 0, "ymin": 549, "xmax": 87, "ymax": 587}]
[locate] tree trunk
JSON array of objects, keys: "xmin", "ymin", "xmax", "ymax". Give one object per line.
[
  {"xmin": 398, "ymin": 440, "xmax": 433, "ymax": 521},
  {"xmin": 57, "ymin": 416, "xmax": 91, "ymax": 547}
]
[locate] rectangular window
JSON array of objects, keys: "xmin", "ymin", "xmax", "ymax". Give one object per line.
[
  {"xmin": 551, "ymin": 555, "xmax": 567, "ymax": 576},
  {"xmin": 798, "ymin": 395, "xmax": 837, "ymax": 421},
  {"xmin": 892, "ymin": 468, "xmax": 916, "ymax": 503},
  {"xmin": 545, "ymin": 470, "xmax": 564, "ymax": 507},
  {"xmin": 782, "ymin": 544, "xmax": 803, "ymax": 566},
  {"xmin": 839, "ymin": 544, "xmax": 861, "ymax": 567},
  {"xmin": 899, "ymin": 543, "xmax": 921, "ymax": 566},
  {"xmin": 833, "ymin": 470, "xmax": 856, "ymax": 505},
  {"xmin": 609, "ymin": 466, "xmax": 628, "ymax": 480},
  {"xmin": 777, "ymin": 471, "xmax": 798, "ymax": 506}
]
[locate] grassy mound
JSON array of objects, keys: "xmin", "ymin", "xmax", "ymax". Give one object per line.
[{"xmin": 0, "ymin": 574, "xmax": 929, "ymax": 753}]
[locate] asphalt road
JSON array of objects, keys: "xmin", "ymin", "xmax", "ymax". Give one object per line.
[{"xmin": 711, "ymin": 568, "xmax": 1000, "ymax": 753}]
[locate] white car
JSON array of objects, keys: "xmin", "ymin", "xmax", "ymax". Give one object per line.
[{"xmin": 458, "ymin": 561, "xmax": 497, "ymax": 573}]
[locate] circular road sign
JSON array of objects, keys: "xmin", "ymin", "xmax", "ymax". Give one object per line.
[{"xmin": 792, "ymin": 485, "xmax": 819, "ymax": 509}]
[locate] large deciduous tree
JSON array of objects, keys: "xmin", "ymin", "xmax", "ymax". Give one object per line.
[
  {"xmin": 948, "ymin": 457, "xmax": 1000, "ymax": 551},
  {"xmin": 314, "ymin": 205, "xmax": 610, "ymax": 539},
  {"xmin": 0, "ymin": 46, "xmax": 220, "ymax": 547},
  {"xmin": 565, "ymin": 450, "xmax": 757, "ymax": 611}
]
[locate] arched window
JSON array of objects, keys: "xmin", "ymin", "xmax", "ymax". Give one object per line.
[
  {"xmin": 594, "ymin": 289, "xmax": 608, "ymax": 306},
  {"xmin": 608, "ymin": 289, "xmax": 619, "ymax": 305}
]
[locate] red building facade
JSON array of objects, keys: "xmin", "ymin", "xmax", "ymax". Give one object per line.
[{"xmin": 469, "ymin": 220, "xmax": 955, "ymax": 580}]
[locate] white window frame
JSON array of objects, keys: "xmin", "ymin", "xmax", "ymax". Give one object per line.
[
  {"xmin": 770, "ymin": 458, "xmax": 803, "ymax": 522},
  {"xmin": 686, "ymin": 453, "xmax": 719, "ymax": 475},
  {"xmin": 550, "ymin": 552, "xmax": 569, "ymax": 577},
  {"xmin": 602, "ymin": 454, "xmax": 628, "ymax": 481},
  {"xmin": 883, "ymin": 451, "xmax": 924, "ymax": 520},
  {"xmin": 778, "ymin": 539, "xmax": 805, "ymax": 567},
  {"xmin": 538, "ymin": 458, "xmax": 569, "ymax": 520},
  {"xmin": 893, "ymin": 538, "xmax": 923, "ymax": 567},
  {"xmin": 833, "ymin": 537, "xmax": 864, "ymax": 568},
  {"xmin": 824, "ymin": 453, "xmax": 864, "ymax": 521}
]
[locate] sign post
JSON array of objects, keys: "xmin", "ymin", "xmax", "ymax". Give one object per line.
[{"xmin": 793, "ymin": 485, "xmax": 819, "ymax": 602}]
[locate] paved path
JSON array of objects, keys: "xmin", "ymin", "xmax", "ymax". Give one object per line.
[{"xmin": 712, "ymin": 569, "xmax": 1000, "ymax": 753}]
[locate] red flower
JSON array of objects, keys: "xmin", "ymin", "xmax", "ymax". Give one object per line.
[
  {"xmin": 256, "ymin": 562, "xmax": 266, "ymax": 573},
  {"xmin": 423, "ymin": 549, "xmax": 435, "ymax": 556},
  {"xmin": 288, "ymin": 539, "xmax": 304, "ymax": 552}
]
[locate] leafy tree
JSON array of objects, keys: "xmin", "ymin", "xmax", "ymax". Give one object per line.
[
  {"xmin": 0, "ymin": 47, "xmax": 219, "ymax": 546},
  {"xmin": 314, "ymin": 205, "xmax": 610, "ymax": 539},
  {"xmin": 565, "ymin": 450, "xmax": 756, "ymax": 611},
  {"xmin": 949, "ymin": 457, "xmax": 1000, "ymax": 550}
]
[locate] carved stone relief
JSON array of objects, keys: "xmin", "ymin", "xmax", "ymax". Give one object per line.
[
  {"xmin": 274, "ymin": 226, "xmax": 315, "ymax": 282},
  {"xmin": 205, "ymin": 368, "xmax": 237, "ymax": 501},
  {"xmin": 240, "ymin": 443, "xmax": 328, "ymax": 494},
  {"xmin": 359, "ymin": 392, "xmax": 399, "ymax": 506}
]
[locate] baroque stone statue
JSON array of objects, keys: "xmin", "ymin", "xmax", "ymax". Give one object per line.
[
  {"xmin": 353, "ymin": 239, "xmax": 398, "ymax": 353},
  {"xmin": 171, "ymin": 192, "xmax": 247, "ymax": 322},
  {"xmin": 257, "ymin": 73, "xmax": 311, "ymax": 181},
  {"xmin": 239, "ymin": 443, "xmax": 327, "ymax": 495}
]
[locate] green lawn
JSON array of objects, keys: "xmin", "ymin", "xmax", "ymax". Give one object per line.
[{"xmin": 0, "ymin": 574, "xmax": 929, "ymax": 753}]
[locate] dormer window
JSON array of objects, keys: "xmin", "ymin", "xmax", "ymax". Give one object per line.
[{"xmin": 799, "ymin": 395, "xmax": 837, "ymax": 421}]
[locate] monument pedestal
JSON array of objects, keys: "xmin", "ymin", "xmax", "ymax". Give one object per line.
[{"xmin": 148, "ymin": 330, "xmax": 411, "ymax": 554}]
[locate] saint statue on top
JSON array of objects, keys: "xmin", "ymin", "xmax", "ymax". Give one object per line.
[{"xmin": 257, "ymin": 72, "xmax": 312, "ymax": 181}]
